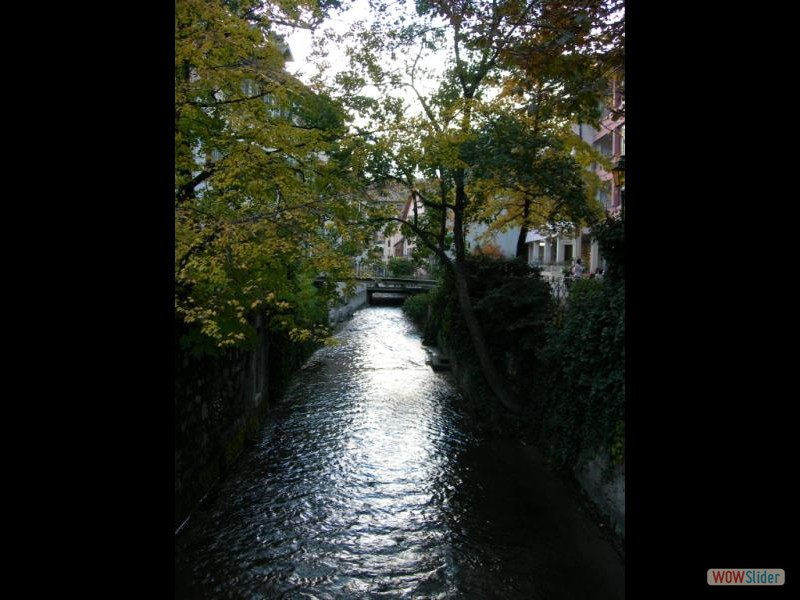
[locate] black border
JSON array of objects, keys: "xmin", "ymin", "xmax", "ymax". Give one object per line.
[{"xmin": 630, "ymin": 1, "xmax": 792, "ymax": 595}]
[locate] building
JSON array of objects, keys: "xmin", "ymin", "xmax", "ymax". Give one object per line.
[
  {"xmin": 466, "ymin": 221, "xmax": 519, "ymax": 258},
  {"xmin": 349, "ymin": 182, "xmax": 412, "ymax": 276},
  {"xmin": 526, "ymin": 76, "xmax": 625, "ymax": 278}
]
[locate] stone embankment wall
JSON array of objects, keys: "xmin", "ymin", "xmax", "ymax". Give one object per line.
[
  {"xmin": 175, "ymin": 312, "xmax": 314, "ymax": 531},
  {"xmin": 176, "ymin": 285, "xmax": 367, "ymax": 531},
  {"xmin": 575, "ymin": 453, "xmax": 625, "ymax": 539},
  {"xmin": 329, "ymin": 282, "xmax": 367, "ymax": 324},
  {"xmin": 437, "ymin": 333, "xmax": 625, "ymax": 541}
]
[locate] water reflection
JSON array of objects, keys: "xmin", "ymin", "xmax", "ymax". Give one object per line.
[{"xmin": 175, "ymin": 307, "xmax": 623, "ymax": 599}]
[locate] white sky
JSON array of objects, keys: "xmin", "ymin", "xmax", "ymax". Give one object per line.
[
  {"xmin": 282, "ymin": 0, "xmax": 375, "ymax": 83},
  {"xmin": 280, "ymin": 0, "xmax": 447, "ymax": 118},
  {"xmin": 284, "ymin": 26, "xmax": 313, "ymax": 79}
]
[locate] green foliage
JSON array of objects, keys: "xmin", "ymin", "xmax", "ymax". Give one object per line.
[
  {"xmin": 467, "ymin": 109, "xmax": 604, "ymax": 235},
  {"xmin": 410, "ymin": 252, "xmax": 625, "ymax": 471},
  {"xmin": 401, "ymin": 291, "xmax": 432, "ymax": 327},
  {"xmin": 421, "ymin": 282, "xmax": 453, "ymax": 346},
  {"xmin": 535, "ymin": 275, "xmax": 625, "ymax": 469},
  {"xmin": 528, "ymin": 214, "xmax": 626, "ymax": 470},
  {"xmin": 387, "ymin": 257, "xmax": 415, "ymax": 277},
  {"xmin": 465, "ymin": 256, "xmax": 554, "ymax": 363},
  {"xmin": 610, "ymin": 418, "xmax": 625, "ymax": 465},
  {"xmin": 591, "ymin": 213, "xmax": 625, "ymax": 281},
  {"xmin": 422, "ymin": 256, "xmax": 554, "ymax": 391},
  {"xmin": 175, "ymin": 0, "xmax": 379, "ymax": 354}
]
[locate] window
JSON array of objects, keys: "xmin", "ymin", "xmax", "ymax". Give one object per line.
[
  {"xmin": 242, "ymin": 80, "xmax": 256, "ymax": 97},
  {"xmin": 598, "ymin": 181, "xmax": 612, "ymax": 210}
]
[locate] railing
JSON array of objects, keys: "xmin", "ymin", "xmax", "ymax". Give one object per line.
[
  {"xmin": 541, "ymin": 272, "xmax": 569, "ymax": 303},
  {"xmin": 365, "ymin": 276, "xmax": 437, "ymax": 304},
  {"xmin": 354, "ymin": 263, "xmax": 434, "ymax": 280},
  {"xmin": 355, "ymin": 263, "xmax": 579, "ymax": 303},
  {"xmin": 553, "ymin": 278, "xmax": 572, "ymax": 303},
  {"xmin": 354, "ymin": 263, "xmax": 389, "ymax": 278},
  {"xmin": 366, "ymin": 277, "xmax": 437, "ymax": 287}
]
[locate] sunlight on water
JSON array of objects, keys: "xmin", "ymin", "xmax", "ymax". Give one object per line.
[{"xmin": 175, "ymin": 307, "xmax": 624, "ymax": 599}]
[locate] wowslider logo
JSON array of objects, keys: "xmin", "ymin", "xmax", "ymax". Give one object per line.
[{"xmin": 707, "ymin": 569, "xmax": 785, "ymax": 585}]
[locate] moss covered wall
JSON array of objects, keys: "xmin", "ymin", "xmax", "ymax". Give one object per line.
[
  {"xmin": 175, "ymin": 311, "xmax": 315, "ymax": 530},
  {"xmin": 440, "ymin": 331, "xmax": 625, "ymax": 540},
  {"xmin": 407, "ymin": 264, "xmax": 625, "ymax": 541}
]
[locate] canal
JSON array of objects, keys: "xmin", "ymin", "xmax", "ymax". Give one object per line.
[{"xmin": 175, "ymin": 306, "xmax": 624, "ymax": 599}]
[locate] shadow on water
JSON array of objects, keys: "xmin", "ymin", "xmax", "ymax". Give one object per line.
[{"xmin": 175, "ymin": 307, "xmax": 624, "ymax": 599}]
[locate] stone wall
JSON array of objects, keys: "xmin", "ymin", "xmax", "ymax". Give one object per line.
[
  {"xmin": 176, "ymin": 282, "xmax": 367, "ymax": 531},
  {"xmin": 328, "ymin": 282, "xmax": 367, "ymax": 324},
  {"xmin": 575, "ymin": 452, "xmax": 625, "ymax": 539},
  {"xmin": 175, "ymin": 311, "xmax": 313, "ymax": 531},
  {"xmin": 437, "ymin": 332, "xmax": 625, "ymax": 541}
]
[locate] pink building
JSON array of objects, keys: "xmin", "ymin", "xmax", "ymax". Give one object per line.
[
  {"xmin": 526, "ymin": 76, "xmax": 625, "ymax": 277},
  {"xmin": 594, "ymin": 77, "xmax": 625, "ymax": 218}
]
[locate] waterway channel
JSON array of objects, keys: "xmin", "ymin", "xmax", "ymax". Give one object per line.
[{"xmin": 175, "ymin": 306, "xmax": 624, "ymax": 599}]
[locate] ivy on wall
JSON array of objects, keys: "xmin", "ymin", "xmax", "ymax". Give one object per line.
[
  {"xmin": 403, "ymin": 219, "xmax": 625, "ymax": 473},
  {"xmin": 535, "ymin": 276, "xmax": 625, "ymax": 468}
]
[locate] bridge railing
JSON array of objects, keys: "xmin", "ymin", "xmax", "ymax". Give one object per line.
[
  {"xmin": 356, "ymin": 264, "xmax": 574, "ymax": 302},
  {"xmin": 539, "ymin": 272, "xmax": 570, "ymax": 304},
  {"xmin": 354, "ymin": 264, "xmax": 391, "ymax": 278},
  {"xmin": 366, "ymin": 278, "xmax": 438, "ymax": 288},
  {"xmin": 353, "ymin": 262, "xmax": 439, "ymax": 280}
]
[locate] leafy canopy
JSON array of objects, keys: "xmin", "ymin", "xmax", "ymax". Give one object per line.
[{"xmin": 175, "ymin": 0, "xmax": 377, "ymax": 353}]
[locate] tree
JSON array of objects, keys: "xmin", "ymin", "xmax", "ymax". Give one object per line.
[
  {"xmin": 321, "ymin": 0, "xmax": 622, "ymax": 413},
  {"xmin": 468, "ymin": 0, "xmax": 623, "ymax": 257},
  {"xmin": 466, "ymin": 107, "xmax": 606, "ymax": 258},
  {"xmin": 175, "ymin": 0, "xmax": 374, "ymax": 353}
]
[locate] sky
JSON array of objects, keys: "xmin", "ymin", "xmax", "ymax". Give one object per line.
[
  {"xmin": 279, "ymin": 0, "xmax": 447, "ymax": 118},
  {"xmin": 282, "ymin": 0, "xmax": 372, "ymax": 85}
]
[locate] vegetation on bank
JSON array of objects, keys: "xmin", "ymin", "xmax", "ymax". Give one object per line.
[
  {"xmin": 536, "ymin": 275, "xmax": 624, "ymax": 467},
  {"xmin": 403, "ymin": 216, "xmax": 625, "ymax": 472},
  {"xmin": 176, "ymin": 0, "xmax": 622, "ymax": 414},
  {"xmin": 175, "ymin": 0, "xmax": 624, "ymax": 507}
]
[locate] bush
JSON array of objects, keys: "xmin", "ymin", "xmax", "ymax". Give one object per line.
[
  {"xmin": 388, "ymin": 257, "xmax": 415, "ymax": 277},
  {"xmin": 591, "ymin": 214, "xmax": 625, "ymax": 282},
  {"xmin": 402, "ymin": 291, "xmax": 432, "ymax": 326},
  {"xmin": 536, "ymin": 273, "xmax": 625, "ymax": 468},
  {"xmin": 418, "ymin": 256, "xmax": 554, "ymax": 394},
  {"xmin": 403, "ymin": 251, "xmax": 624, "ymax": 470}
]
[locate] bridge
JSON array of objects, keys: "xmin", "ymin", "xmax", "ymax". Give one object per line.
[{"xmin": 360, "ymin": 277, "xmax": 437, "ymax": 304}]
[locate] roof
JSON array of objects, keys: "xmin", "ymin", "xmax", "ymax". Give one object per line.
[{"xmin": 525, "ymin": 230, "xmax": 548, "ymax": 243}]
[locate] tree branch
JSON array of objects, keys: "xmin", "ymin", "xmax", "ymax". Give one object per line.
[
  {"xmin": 408, "ymin": 39, "xmax": 442, "ymax": 132},
  {"xmin": 177, "ymin": 166, "xmax": 216, "ymax": 205},
  {"xmin": 384, "ymin": 216, "xmax": 453, "ymax": 268}
]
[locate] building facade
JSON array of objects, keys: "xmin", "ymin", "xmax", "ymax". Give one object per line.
[{"xmin": 526, "ymin": 77, "xmax": 625, "ymax": 279}]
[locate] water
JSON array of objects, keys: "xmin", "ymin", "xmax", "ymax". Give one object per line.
[{"xmin": 175, "ymin": 307, "xmax": 624, "ymax": 599}]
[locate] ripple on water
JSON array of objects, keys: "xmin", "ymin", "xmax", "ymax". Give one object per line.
[{"xmin": 175, "ymin": 307, "xmax": 623, "ymax": 600}]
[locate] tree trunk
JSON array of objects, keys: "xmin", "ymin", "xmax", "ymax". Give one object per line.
[
  {"xmin": 516, "ymin": 224, "xmax": 528, "ymax": 259},
  {"xmin": 516, "ymin": 196, "xmax": 532, "ymax": 259},
  {"xmin": 452, "ymin": 258, "xmax": 522, "ymax": 414},
  {"xmin": 452, "ymin": 169, "xmax": 522, "ymax": 414}
]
